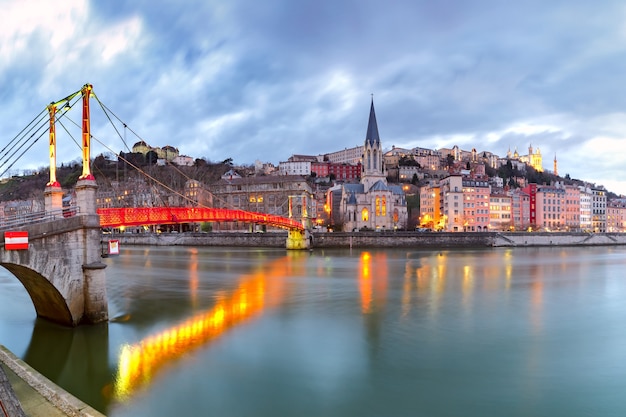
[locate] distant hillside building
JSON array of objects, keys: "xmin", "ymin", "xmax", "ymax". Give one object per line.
[
  {"xmin": 413, "ymin": 147, "xmax": 443, "ymax": 171},
  {"xmin": 280, "ymin": 158, "xmax": 361, "ymax": 181},
  {"xmin": 507, "ymin": 145, "xmax": 543, "ymax": 172},
  {"xmin": 279, "ymin": 160, "xmax": 312, "ymax": 176},
  {"xmin": 131, "ymin": 141, "xmax": 180, "ymax": 162},
  {"xmin": 311, "ymin": 161, "xmax": 361, "ymax": 181},
  {"xmin": 172, "ymin": 155, "xmax": 194, "ymax": 166},
  {"xmin": 321, "ymin": 146, "xmax": 363, "ymax": 165},
  {"xmin": 221, "ymin": 169, "xmax": 242, "ymax": 180},
  {"xmin": 255, "ymin": 160, "xmax": 277, "ymax": 175}
]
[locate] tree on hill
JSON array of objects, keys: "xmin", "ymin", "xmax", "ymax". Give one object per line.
[
  {"xmin": 399, "ymin": 155, "xmax": 420, "ymax": 167},
  {"xmin": 145, "ymin": 150, "xmax": 159, "ymax": 165}
]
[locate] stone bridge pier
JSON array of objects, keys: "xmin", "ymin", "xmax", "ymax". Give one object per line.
[{"xmin": 0, "ymin": 179, "xmax": 107, "ymax": 327}]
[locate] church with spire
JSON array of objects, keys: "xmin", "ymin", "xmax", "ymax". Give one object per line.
[{"xmin": 328, "ymin": 99, "xmax": 407, "ymax": 231}]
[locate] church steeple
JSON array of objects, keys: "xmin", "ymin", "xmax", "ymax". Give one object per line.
[
  {"xmin": 365, "ymin": 97, "xmax": 380, "ymax": 147},
  {"xmin": 361, "ymin": 97, "xmax": 386, "ymax": 190}
]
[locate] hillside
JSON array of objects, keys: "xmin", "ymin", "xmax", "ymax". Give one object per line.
[{"xmin": 0, "ymin": 153, "xmax": 246, "ymax": 202}]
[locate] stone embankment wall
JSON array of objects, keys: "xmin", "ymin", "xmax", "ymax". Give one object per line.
[
  {"xmin": 491, "ymin": 232, "xmax": 626, "ymax": 247},
  {"xmin": 109, "ymin": 232, "xmax": 289, "ymax": 248},
  {"xmin": 106, "ymin": 231, "xmax": 626, "ymax": 249}
]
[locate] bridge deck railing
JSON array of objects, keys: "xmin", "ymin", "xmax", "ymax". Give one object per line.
[
  {"xmin": 97, "ymin": 207, "xmax": 304, "ymax": 231},
  {"xmin": 0, "ymin": 207, "xmax": 80, "ymax": 231}
]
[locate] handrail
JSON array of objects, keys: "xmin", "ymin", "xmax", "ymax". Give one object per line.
[{"xmin": 0, "ymin": 207, "xmax": 80, "ymax": 230}]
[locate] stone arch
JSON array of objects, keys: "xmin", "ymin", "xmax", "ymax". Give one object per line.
[{"xmin": 1, "ymin": 263, "xmax": 74, "ymax": 325}]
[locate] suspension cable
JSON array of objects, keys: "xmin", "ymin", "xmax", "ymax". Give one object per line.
[
  {"xmin": 2, "ymin": 86, "xmax": 273, "ymax": 219},
  {"xmin": 0, "ymin": 92, "xmax": 83, "ymax": 179},
  {"xmin": 91, "ymin": 92, "xmax": 232, "ymax": 209},
  {"xmin": 0, "ymin": 107, "xmax": 47, "ymax": 160},
  {"xmin": 0, "ymin": 111, "xmax": 49, "ymax": 178}
]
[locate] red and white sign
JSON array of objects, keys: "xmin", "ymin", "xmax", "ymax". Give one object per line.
[
  {"xmin": 5, "ymin": 231, "xmax": 28, "ymax": 250},
  {"xmin": 108, "ymin": 239, "xmax": 120, "ymax": 256}
]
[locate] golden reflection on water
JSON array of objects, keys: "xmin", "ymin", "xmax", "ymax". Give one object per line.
[
  {"xmin": 429, "ymin": 254, "xmax": 447, "ymax": 316},
  {"xmin": 359, "ymin": 252, "xmax": 372, "ymax": 313},
  {"xmin": 403, "ymin": 250, "xmax": 541, "ymax": 325},
  {"xmin": 189, "ymin": 248, "xmax": 199, "ymax": 308},
  {"xmin": 401, "ymin": 262, "xmax": 412, "ymax": 317},
  {"xmin": 358, "ymin": 251, "xmax": 388, "ymax": 314},
  {"xmin": 530, "ymin": 280, "xmax": 544, "ymax": 334},
  {"xmin": 462, "ymin": 264, "xmax": 474, "ymax": 311},
  {"xmin": 504, "ymin": 250, "xmax": 513, "ymax": 291},
  {"xmin": 113, "ymin": 253, "xmax": 300, "ymax": 401}
]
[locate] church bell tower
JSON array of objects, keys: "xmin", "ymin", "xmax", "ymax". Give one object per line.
[{"xmin": 361, "ymin": 98, "xmax": 387, "ymax": 190}]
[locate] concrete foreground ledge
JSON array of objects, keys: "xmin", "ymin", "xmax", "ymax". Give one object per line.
[
  {"xmin": 0, "ymin": 345, "xmax": 105, "ymax": 417},
  {"xmin": 0, "ymin": 363, "xmax": 26, "ymax": 416}
]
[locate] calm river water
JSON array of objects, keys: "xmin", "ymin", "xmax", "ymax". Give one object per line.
[{"xmin": 1, "ymin": 245, "xmax": 626, "ymax": 416}]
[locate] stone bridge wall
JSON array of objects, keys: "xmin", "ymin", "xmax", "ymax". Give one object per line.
[{"xmin": 0, "ymin": 214, "xmax": 107, "ymax": 326}]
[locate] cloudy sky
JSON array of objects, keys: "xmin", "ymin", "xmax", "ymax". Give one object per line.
[{"xmin": 2, "ymin": 0, "xmax": 626, "ymax": 194}]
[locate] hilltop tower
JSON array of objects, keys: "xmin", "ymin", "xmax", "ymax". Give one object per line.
[
  {"xmin": 529, "ymin": 145, "xmax": 543, "ymax": 172},
  {"xmin": 554, "ymin": 154, "xmax": 558, "ymax": 176}
]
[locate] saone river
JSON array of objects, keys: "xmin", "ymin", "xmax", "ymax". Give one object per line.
[{"xmin": 1, "ymin": 245, "xmax": 626, "ymax": 416}]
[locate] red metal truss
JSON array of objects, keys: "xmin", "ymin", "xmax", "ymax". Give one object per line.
[{"xmin": 97, "ymin": 207, "xmax": 304, "ymax": 230}]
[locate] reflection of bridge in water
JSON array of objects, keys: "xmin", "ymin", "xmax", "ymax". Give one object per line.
[
  {"xmin": 111, "ymin": 249, "xmax": 396, "ymax": 403},
  {"xmin": 113, "ymin": 251, "xmax": 305, "ymax": 401},
  {"xmin": 0, "ymin": 84, "xmax": 310, "ymax": 327}
]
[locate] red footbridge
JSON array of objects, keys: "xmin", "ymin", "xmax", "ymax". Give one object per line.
[{"xmin": 97, "ymin": 207, "xmax": 304, "ymax": 231}]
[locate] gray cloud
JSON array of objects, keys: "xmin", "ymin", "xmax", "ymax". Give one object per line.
[{"xmin": 2, "ymin": 0, "xmax": 626, "ymax": 194}]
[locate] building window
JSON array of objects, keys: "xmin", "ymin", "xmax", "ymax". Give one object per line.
[{"xmin": 362, "ymin": 208, "xmax": 369, "ymax": 222}]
